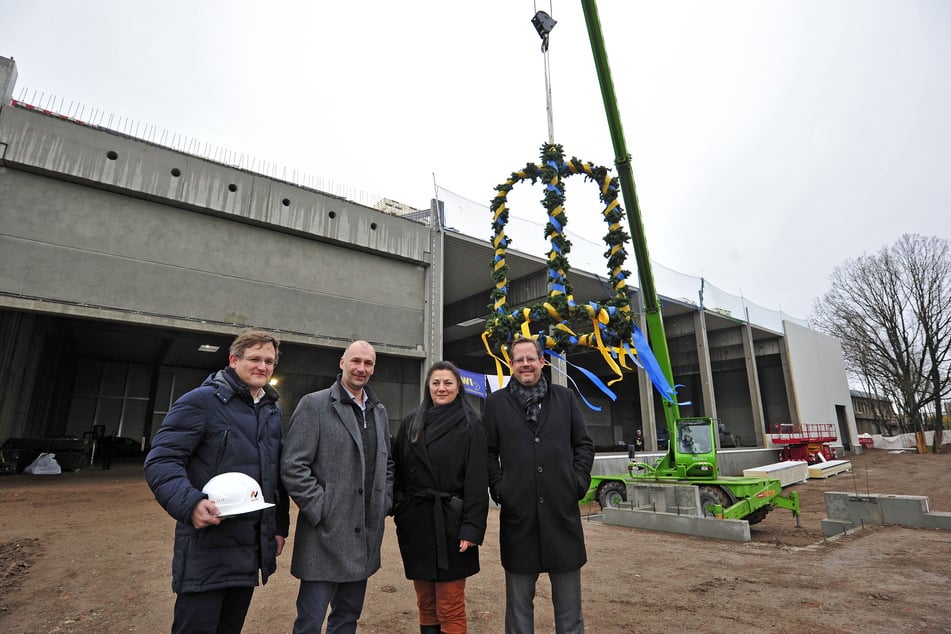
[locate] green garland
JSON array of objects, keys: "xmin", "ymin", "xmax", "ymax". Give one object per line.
[{"xmin": 484, "ymin": 143, "xmax": 634, "ymax": 355}]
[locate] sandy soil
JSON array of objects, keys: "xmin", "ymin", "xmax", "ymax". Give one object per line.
[{"xmin": 1, "ymin": 449, "xmax": 950, "ymax": 633}]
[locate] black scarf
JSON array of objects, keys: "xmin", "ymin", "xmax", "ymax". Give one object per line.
[
  {"xmin": 508, "ymin": 374, "xmax": 548, "ymax": 427},
  {"xmin": 424, "ymin": 398, "xmax": 466, "ymax": 445}
]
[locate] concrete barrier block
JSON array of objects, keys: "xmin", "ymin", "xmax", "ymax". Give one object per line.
[
  {"xmin": 625, "ymin": 482, "xmax": 701, "ymax": 516},
  {"xmin": 879, "ymin": 494, "xmax": 930, "ymax": 527},
  {"xmin": 673, "ymin": 485, "xmax": 701, "ymax": 515},
  {"xmin": 921, "ymin": 511, "xmax": 951, "ymax": 530},
  {"xmin": 824, "ymin": 492, "xmax": 857, "ymax": 521},
  {"xmin": 603, "ymin": 507, "xmax": 751, "ymax": 542},
  {"xmin": 823, "ymin": 491, "xmax": 949, "ymax": 533},
  {"xmin": 821, "ymin": 518, "xmax": 857, "ymax": 537},
  {"xmin": 826, "ymin": 492, "xmax": 885, "ymax": 524}
]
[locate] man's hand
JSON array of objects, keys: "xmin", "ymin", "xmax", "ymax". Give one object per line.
[
  {"xmin": 275, "ymin": 534, "xmax": 286, "ymax": 556},
  {"xmin": 459, "ymin": 539, "xmax": 476, "ymax": 553},
  {"xmin": 191, "ymin": 499, "xmax": 222, "ymax": 529}
]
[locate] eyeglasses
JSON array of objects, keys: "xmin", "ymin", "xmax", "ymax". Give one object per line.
[
  {"xmin": 512, "ymin": 357, "xmax": 540, "ymax": 366},
  {"xmin": 237, "ymin": 355, "xmax": 277, "ymax": 368}
]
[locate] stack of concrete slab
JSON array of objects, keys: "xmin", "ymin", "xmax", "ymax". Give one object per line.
[
  {"xmin": 808, "ymin": 459, "xmax": 852, "ymax": 478},
  {"xmin": 743, "ymin": 460, "xmax": 809, "ymax": 487}
]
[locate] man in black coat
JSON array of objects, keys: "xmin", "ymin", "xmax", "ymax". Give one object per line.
[{"xmin": 484, "ymin": 337, "xmax": 595, "ymax": 634}]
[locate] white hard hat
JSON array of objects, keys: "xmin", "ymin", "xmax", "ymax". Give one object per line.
[{"xmin": 202, "ymin": 472, "xmax": 275, "ymax": 517}]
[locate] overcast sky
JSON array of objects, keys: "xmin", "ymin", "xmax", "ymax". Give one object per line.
[{"xmin": 2, "ymin": 0, "xmax": 948, "ymax": 318}]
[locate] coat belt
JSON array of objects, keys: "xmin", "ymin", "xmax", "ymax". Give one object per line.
[{"xmin": 412, "ymin": 488, "xmax": 460, "ymax": 570}]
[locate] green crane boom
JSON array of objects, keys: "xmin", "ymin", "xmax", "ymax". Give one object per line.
[
  {"xmin": 580, "ymin": 0, "xmax": 680, "ymax": 429},
  {"xmin": 577, "ymin": 2, "xmax": 800, "ymax": 526}
]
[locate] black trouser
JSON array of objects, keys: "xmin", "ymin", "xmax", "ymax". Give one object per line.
[{"xmin": 172, "ymin": 586, "xmax": 254, "ymax": 634}]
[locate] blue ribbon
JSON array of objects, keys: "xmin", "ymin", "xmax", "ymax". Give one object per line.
[
  {"xmin": 547, "ymin": 350, "xmax": 617, "ymax": 412},
  {"xmin": 630, "ymin": 326, "xmax": 679, "ymax": 404},
  {"xmin": 622, "ymin": 342, "xmax": 643, "ymax": 369},
  {"xmin": 546, "ymin": 350, "xmax": 619, "ymax": 412}
]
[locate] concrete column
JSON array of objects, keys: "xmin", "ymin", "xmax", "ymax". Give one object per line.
[
  {"xmin": 693, "ymin": 310, "xmax": 717, "ymax": 419},
  {"xmin": 424, "ymin": 199, "xmax": 444, "ymax": 382},
  {"xmin": 741, "ymin": 322, "xmax": 766, "ymax": 446},
  {"xmin": 0, "ymin": 56, "xmax": 17, "ymax": 105},
  {"xmin": 549, "ymin": 350, "xmax": 568, "ymax": 387},
  {"xmin": 778, "ymin": 330, "xmax": 799, "ymax": 426},
  {"xmin": 637, "ymin": 308, "xmax": 658, "ymax": 449}
]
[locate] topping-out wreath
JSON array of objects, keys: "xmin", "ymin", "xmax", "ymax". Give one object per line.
[{"xmin": 483, "ymin": 143, "xmax": 635, "ymax": 366}]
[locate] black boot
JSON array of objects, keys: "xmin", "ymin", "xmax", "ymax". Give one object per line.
[{"xmin": 419, "ymin": 625, "xmax": 441, "ymax": 634}]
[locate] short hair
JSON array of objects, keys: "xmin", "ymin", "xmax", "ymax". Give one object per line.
[
  {"xmin": 230, "ymin": 328, "xmax": 281, "ymax": 363},
  {"xmin": 510, "ymin": 336, "xmax": 543, "ymax": 358}
]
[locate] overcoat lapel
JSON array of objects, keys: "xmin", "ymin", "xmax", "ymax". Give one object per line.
[
  {"xmin": 332, "ymin": 397, "xmax": 363, "ymax": 449},
  {"xmin": 535, "ymin": 391, "xmax": 551, "ymax": 434}
]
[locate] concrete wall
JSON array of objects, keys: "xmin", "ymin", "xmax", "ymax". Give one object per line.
[
  {"xmin": 821, "ymin": 491, "xmax": 951, "ymax": 536},
  {"xmin": 0, "ymin": 99, "xmax": 436, "ymax": 443},
  {"xmin": 782, "ymin": 320, "xmax": 858, "ymax": 446},
  {"xmin": 0, "ymin": 106, "xmax": 430, "ymax": 263},
  {"xmin": 0, "ymin": 57, "xmax": 16, "ymax": 105},
  {"xmin": 0, "ymin": 169, "xmax": 425, "ymax": 348},
  {"xmin": 0, "ymin": 104, "xmax": 433, "ymax": 356}
]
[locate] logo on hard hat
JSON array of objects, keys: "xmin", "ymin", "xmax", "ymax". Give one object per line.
[{"xmin": 202, "ymin": 472, "xmax": 275, "ymax": 518}]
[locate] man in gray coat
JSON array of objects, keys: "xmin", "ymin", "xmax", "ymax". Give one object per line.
[{"xmin": 281, "ymin": 340, "xmax": 394, "ymax": 633}]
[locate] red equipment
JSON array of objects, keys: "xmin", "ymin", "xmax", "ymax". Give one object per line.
[{"xmin": 770, "ymin": 423, "xmax": 838, "ymax": 464}]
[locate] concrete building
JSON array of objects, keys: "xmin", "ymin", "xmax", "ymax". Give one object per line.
[
  {"xmin": 0, "ymin": 55, "xmax": 859, "ymax": 459},
  {"xmin": 850, "ymin": 390, "xmax": 898, "ymax": 436}
]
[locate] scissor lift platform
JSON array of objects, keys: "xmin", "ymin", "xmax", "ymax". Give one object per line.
[{"xmin": 770, "ymin": 423, "xmax": 838, "ymax": 464}]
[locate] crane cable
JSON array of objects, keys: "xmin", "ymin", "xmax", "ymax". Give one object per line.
[{"xmin": 533, "ymin": 0, "xmax": 556, "ymax": 144}]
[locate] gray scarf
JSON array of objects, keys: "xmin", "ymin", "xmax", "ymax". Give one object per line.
[{"xmin": 508, "ymin": 374, "xmax": 548, "ymax": 427}]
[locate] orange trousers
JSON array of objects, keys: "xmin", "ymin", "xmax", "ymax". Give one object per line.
[{"xmin": 414, "ymin": 578, "xmax": 468, "ymax": 634}]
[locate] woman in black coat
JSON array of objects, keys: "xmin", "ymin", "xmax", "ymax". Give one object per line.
[{"xmin": 393, "ymin": 361, "xmax": 489, "ymax": 634}]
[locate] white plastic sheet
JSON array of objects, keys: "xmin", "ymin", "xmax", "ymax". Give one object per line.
[{"xmin": 24, "ymin": 452, "xmax": 62, "ymax": 475}]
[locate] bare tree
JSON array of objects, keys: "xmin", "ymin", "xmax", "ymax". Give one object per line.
[
  {"xmin": 812, "ymin": 234, "xmax": 950, "ymax": 453},
  {"xmin": 897, "ymin": 235, "xmax": 951, "ymax": 451}
]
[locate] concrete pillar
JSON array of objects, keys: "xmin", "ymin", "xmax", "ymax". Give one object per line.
[
  {"xmin": 741, "ymin": 322, "xmax": 766, "ymax": 446},
  {"xmin": 693, "ymin": 310, "xmax": 717, "ymax": 419},
  {"xmin": 779, "ymin": 330, "xmax": 799, "ymax": 426},
  {"xmin": 637, "ymin": 308, "xmax": 658, "ymax": 449},
  {"xmin": 0, "ymin": 56, "xmax": 17, "ymax": 105},
  {"xmin": 549, "ymin": 349, "xmax": 568, "ymax": 387},
  {"xmin": 424, "ymin": 199, "xmax": 444, "ymax": 380}
]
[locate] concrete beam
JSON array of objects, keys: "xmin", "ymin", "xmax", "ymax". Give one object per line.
[{"xmin": 603, "ymin": 507, "xmax": 751, "ymax": 542}]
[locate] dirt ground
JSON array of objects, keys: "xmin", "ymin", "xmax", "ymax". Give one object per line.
[{"xmin": 1, "ymin": 449, "xmax": 950, "ymax": 634}]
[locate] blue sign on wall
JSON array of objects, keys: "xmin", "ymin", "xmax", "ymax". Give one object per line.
[{"xmin": 458, "ymin": 368, "xmax": 487, "ymax": 399}]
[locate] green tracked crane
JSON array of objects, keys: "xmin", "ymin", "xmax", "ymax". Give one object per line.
[{"xmin": 576, "ymin": 0, "xmax": 800, "ymax": 524}]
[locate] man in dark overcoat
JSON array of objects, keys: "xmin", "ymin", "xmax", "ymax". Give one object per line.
[{"xmin": 484, "ymin": 336, "xmax": 594, "ymax": 634}]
